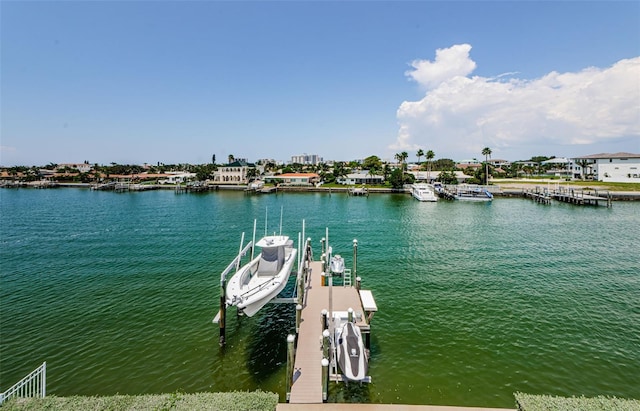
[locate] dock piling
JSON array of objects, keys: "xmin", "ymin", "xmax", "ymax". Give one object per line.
[
  {"xmin": 356, "ymin": 276, "xmax": 361, "ymax": 291},
  {"xmin": 296, "ymin": 304, "xmax": 302, "ymax": 333},
  {"xmin": 321, "ymin": 309, "xmax": 328, "ymax": 330},
  {"xmin": 322, "ymin": 329, "xmax": 330, "ymax": 359},
  {"xmin": 352, "ymin": 239, "xmax": 358, "ymax": 278},
  {"xmin": 286, "ymin": 334, "xmax": 296, "ymax": 402},
  {"xmin": 321, "ymin": 358, "xmax": 329, "ymax": 402}
]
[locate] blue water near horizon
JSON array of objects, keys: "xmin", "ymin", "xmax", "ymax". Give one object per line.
[{"xmin": 1, "ymin": 188, "xmax": 639, "ymax": 408}]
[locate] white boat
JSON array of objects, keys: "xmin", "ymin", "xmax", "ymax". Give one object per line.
[
  {"xmin": 335, "ymin": 321, "xmax": 367, "ymax": 381},
  {"xmin": 454, "ymin": 185, "xmax": 493, "ymax": 202},
  {"xmin": 411, "ymin": 183, "xmax": 438, "ymax": 202},
  {"xmin": 226, "ymin": 235, "xmax": 297, "ymax": 317},
  {"xmin": 329, "ymin": 254, "xmax": 345, "ymax": 276}
]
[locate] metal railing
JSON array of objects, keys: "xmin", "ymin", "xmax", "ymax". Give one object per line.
[{"xmin": 0, "ymin": 361, "xmax": 46, "ymax": 405}]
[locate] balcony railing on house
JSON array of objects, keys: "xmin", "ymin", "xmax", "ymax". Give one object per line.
[{"xmin": 0, "ymin": 362, "xmax": 46, "ymax": 405}]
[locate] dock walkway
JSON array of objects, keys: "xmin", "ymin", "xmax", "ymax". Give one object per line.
[{"xmin": 289, "ymin": 261, "xmax": 370, "ymax": 404}]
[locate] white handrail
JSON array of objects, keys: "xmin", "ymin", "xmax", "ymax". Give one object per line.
[{"xmin": 0, "ymin": 361, "xmax": 46, "ymax": 405}]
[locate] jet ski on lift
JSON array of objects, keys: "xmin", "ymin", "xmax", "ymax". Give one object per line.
[
  {"xmin": 335, "ymin": 320, "xmax": 367, "ymax": 381},
  {"xmin": 329, "ymin": 254, "xmax": 345, "ymax": 277}
]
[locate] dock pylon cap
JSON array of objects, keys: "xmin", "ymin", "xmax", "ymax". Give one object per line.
[{"xmin": 287, "ymin": 334, "xmax": 296, "ymax": 343}]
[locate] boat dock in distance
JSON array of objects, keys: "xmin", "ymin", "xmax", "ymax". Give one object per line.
[{"xmin": 522, "ymin": 185, "xmax": 612, "ymax": 207}]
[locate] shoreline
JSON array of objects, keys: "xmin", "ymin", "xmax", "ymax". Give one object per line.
[{"xmin": 4, "ymin": 182, "xmax": 640, "ymax": 200}]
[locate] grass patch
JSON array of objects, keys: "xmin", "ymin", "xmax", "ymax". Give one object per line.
[
  {"xmin": 1, "ymin": 391, "xmax": 279, "ymax": 411},
  {"xmin": 515, "ymin": 392, "xmax": 640, "ymax": 411},
  {"xmin": 495, "ymin": 179, "xmax": 640, "ymax": 191}
]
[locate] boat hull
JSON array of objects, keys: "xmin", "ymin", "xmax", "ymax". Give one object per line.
[
  {"xmin": 226, "ymin": 236, "xmax": 297, "ymax": 317},
  {"xmin": 411, "ymin": 184, "xmax": 438, "ymax": 202}
]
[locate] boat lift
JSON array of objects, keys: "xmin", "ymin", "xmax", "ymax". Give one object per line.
[{"xmin": 213, "ymin": 212, "xmax": 309, "ymax": 346}]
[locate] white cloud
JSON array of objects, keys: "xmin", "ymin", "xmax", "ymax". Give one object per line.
[
  {"xmin": 391, "ymin": 44, "xmax": 640, "ymax": 160},
  {"xmin": 406, "ymin": 44, "xmax": 477, "ymax": 90}
]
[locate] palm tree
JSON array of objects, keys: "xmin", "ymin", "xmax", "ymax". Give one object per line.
[
  {"xmin": 394, "ymin": 152, "xmax": 409, "ymax": 186},
  {"xmin": 482, "ymin": 147, "xmax": 492, "ymax": 185},
  {"xmin": 426, "ymin": 150, "xmax": 435, "ymax": 182},
  {"xmin": 575, "ymin": 158, "xmax": 590, "ymax": 180},
  {"xmin": 416, "ymin": 149, "xmax": 424, "ymax": 167}
]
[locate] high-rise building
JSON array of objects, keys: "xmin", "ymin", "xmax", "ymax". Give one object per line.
[{"xmin": 291, "ymin": 154, "xmax": 323, "ymax": 165}]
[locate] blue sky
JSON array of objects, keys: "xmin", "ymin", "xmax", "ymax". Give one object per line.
[{"xmin": 2, "ymin": 1, "xmax": 639, "ymax": 166}]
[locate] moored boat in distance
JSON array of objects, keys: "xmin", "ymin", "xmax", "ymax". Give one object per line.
[
  {"xmin": 226, "ymin": 233, "xmax": 297, "ymax": 317},
  {"xmin": 411, "ymin": 183, "xmax": 438, "ymax": 202},
  {"xmin": 454, "ymin": 184, "xmax": 493, "ymax": 202}
]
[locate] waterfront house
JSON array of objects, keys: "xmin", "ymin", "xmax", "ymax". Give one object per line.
[
  {"xmin": 573, "ymin": 152, "xmax": 640, "ymax": 183},
  {"xmin": 337, "ymin": 171, "xmax": 384, "ymax": 185},
  {"xmin": 158, "ymin": 172, "xmax": 197, "ymax": 184},
  {"xmin": 213, "ymin": 160, "xmax": 255, "ymax": 184},
  {"xmin": 266, "ymin": 173, "xmax": 320, "ymax": 186},
  {"xmin": 411, "ymin": 170, "xmax": 469, "ymax": 183},
  {"xmin": 541, "ymin": 157, "xmax": 582, "ymax": 179}
]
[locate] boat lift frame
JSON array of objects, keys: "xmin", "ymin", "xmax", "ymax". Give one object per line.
[{"xmin": 214, "ymin": 216, "xmax": 309, "ymax": 346}]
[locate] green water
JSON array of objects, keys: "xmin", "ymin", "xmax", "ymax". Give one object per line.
[{"xmin": 1, "ymin": 188, "xmax": 639, "ymax": 408}]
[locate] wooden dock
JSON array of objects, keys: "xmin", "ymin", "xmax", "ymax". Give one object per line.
[
  {"xmin": 523, "ymin": 187, "xmax": 552, "ymax": 204},
  {"xmin": 288, "ymin": 261, "xmax": 374, "ymax": 404},
  {"xmin": 551, "ymin": 187, "xmax": 611, "ymax": 207}
]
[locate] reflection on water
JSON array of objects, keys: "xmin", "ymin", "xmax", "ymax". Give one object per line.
[{"xmin": 1, "ymin": 189, "xmax": 639, "ymax": 408}]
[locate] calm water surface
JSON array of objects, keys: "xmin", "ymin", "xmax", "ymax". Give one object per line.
[{"xmin": 1, "ymin": 188, "xmax": 639, "ymax": 408}]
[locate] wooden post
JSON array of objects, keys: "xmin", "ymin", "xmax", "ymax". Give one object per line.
[
  {"xmin": 321, "ymin": 309, "xmax": 328, "ymax": 330},
  {"xmin": 219, "ymin": 278, "xmax": 226, "ymax": 346},
  {"xmin": 297, "ymin": 275, "xmax": 304, "ymax": 306},
  {"xmin": 353, "ymin": 239, "xmax": 358, "ymax": 279},
  {"xmin": 356, "ymin": 276, "xmax": 361, "ymax": 291},
  {"xmin": 322, "ymin": 328, "xmax": 330, "ymax": 359},
  {"xmin": 286, "ymin": 334, "xmax": 296, "ymax": 402},
  {"xmin": 348, "ymin": 307, "xmax": 353, "ymax": 323},
  {"xmin": 296, "ymin": 304, "xmax": 302, "ymax": 333},
  {"xmin": 321, "ymin": 358, "xmax": 329, "ymax": 402},
  {"xmin": 321, "ymin": 271, "xmax": 326, "ymax": 287}
]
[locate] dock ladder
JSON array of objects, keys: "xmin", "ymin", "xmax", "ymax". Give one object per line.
[{"xmin": 343, "ymin": 268, "xmax": 352, "ymax": 287}]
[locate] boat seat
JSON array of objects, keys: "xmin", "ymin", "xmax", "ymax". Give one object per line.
[{"xmin": 257, "ymin": 247, "xmax": 284, "ymax": 276}]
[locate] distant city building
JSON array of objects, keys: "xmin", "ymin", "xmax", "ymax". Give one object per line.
[
  {"xmin": 573, "ymin": 152, "xmax": 640, "ymax": 183},
  {"xmin": 291, "ymin": 154, "xmax": 323, "ymax": 165},
  {"xmin": 213, "ymin": 160, "xmax": 255, "ymax": 184}
]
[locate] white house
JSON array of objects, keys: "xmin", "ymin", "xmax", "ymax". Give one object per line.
[
  {"xmin": 337, "ymin": 171, "xmax": 384, "ymax": 185},
  {"xmin": 213, "ymin": 160, "xmax": 255, "ymax": 184},
  {"xmin": 158, "ymin": 172, "xmax": 196, "ymax": 184},
  {"xmin": 573, "ymin": 152, "xmax": 640, "ymax": 183},
  {"xmin": 411, "ymin": 170, "xmax": 470, "ymax": 183},
  {"xmin": 541, "ymin": 157, "xmax": 584, "ymax": 179},
  {"xmin": 265, "ymin": 173, "xmax": 320, "ymax": 185}
]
